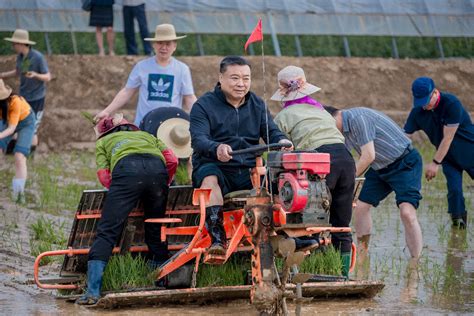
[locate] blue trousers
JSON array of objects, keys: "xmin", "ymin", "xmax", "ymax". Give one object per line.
[
  {"xmin": 0, "ymin": 112, "xmax": 36, "ymax": 156},
  {"xmin": 123, "ymin": 4, "xmax": 152, "ymax": 55},
  {"xmin": 442, "ymin": 161, "xmax": 474, "ymax": 219}
]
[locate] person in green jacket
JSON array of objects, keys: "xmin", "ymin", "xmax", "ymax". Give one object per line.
[{"xmin": 76, "ymin": 113, "xmax": 177, "ymax": 305}]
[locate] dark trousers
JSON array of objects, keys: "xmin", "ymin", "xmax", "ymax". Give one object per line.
[
  {"xmin": 89, "ymin": 154, "xmax": 169, "ymax": 262},
  {"xmin": 443, "ymin": 160, "xmax": 474, "ymax": 219},
  {"xmin": 316, "ymin": 143, "xmax": 356, "ymax": 253},
  {"xmin": 123, "ymin": 4, "xmax": 152, "ymax": 55}
]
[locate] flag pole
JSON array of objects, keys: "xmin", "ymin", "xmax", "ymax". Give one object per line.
[{"xmin": 260, "ymin": 19, "xmax": 274, "ymax": 201}]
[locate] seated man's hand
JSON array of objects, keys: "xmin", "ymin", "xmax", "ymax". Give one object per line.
[
  {"xmin": 278, "ymin": 139, "xmax": 294, "ymax": 151},
  {"xmin": 217, "ymin": 144, "xmax": 233, "ymax": 162}
]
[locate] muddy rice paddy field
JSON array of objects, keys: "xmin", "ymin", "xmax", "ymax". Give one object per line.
[
  {"xmin": 0, "ymin": 56, "xmax": 473, "ymax": 314},
  {"xmin": 0, "ymin": 143, "xmax": 472, "ymax": 315}
]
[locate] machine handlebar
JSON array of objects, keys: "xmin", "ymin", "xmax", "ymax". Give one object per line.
[{"xmin": 229, "ymin": 143, "xmax": 292, "ymax": 157}]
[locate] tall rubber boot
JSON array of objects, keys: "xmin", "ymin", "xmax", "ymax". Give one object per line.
[
  {"xmin": 341, "ymin": 252, "xmax": 351, "ymax": 280},
  {"xmin": 76, "ymin": 260, "xmax": 107, "ymax": 305},
  {"xmin": 205, "ymin": 205, "xmax": 226, "ymax": 255}
]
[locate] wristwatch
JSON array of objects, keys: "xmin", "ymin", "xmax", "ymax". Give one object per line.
[{"xmin": 433, "ymin": 158, "xmax": 442, "ymax": 165}]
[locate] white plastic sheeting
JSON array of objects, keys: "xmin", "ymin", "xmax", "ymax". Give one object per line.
[{"xmin": 0, "ymin": 0, "xmax": 472, "ymax": 37}]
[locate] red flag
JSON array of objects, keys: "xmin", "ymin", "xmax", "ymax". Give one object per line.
[{"xmin": 244, "ymin": 19, "xmax": 263, "ymax": 51}]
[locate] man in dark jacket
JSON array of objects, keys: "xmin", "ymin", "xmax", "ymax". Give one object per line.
[
  {"xmin": 405, "ymin": 77, "xmax": 474, "ymax": 229},
  {"xmin": 190, "ymin": 56, "xmax": 292, "ymax": 255}
]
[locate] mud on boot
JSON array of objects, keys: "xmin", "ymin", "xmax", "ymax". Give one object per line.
[
  {"xmin": 205, "ymin": 205, "xmax": 227, "ymax": 256},
  {"xmin": 76, "ymin": 260, "xmax": 107, "ymax": 305}
]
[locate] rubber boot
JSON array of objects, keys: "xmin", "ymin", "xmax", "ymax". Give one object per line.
[
  {"xmin": 341, "ymin": 252, "xmax": 351, "ymax": 280},
  {"xmin": 205, "ymin": 205, "xmax": 226, "ymax": 255},
  {"xmin": 76, "ymin": 260, "xmax": 107, "ymax": 305},
  {"xmin": 452, "ymin": 213, "xmax": 467, "ymax": 230},
  {"xmin": 12, "ymin": 178, "xmax": 26, "ymax": 204}
]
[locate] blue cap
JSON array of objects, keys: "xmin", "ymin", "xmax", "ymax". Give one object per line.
[{"xmin": 411, "ymin": 77, "xmax": 435, "ymax": 108}]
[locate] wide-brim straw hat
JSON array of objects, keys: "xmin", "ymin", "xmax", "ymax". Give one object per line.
[
  {"xmin": 156, "ymin": 118, "xmax": 192, "ymax": 158},
  {"xmin": 0, "ymin": 79, "xmax": 13, "ymax": 100},
  {"xmin": 4, "ymin": 29, "xmax": 36, "ymax": 45},
  {"xmin": 270, "ymin": 65, "xmax": 321, "ymax": 102},
  {"xmin": 145, "ymin": 24, "xmax": 186, "ymax": 42},
  {"xmin": 94, "ymin": 113, "xmax": 139, "ymax": 139}
]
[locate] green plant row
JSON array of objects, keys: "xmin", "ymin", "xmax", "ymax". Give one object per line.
[{"xmin": 0, "ymin": 32, "xmax": 472, "ymax": 58}]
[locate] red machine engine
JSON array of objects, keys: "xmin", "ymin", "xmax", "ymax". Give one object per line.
[{"xmin": 268, "ymin": 152, "xmax": 332, "ymax": 225}]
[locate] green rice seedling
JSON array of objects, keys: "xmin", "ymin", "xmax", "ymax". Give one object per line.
[
  {"xmin": 196, "ymin": 255, "xmax": 248, "ymax": 287},
  {"xmin": 437, "ymin": 223, "xmax": 448, "ymax": 243},
  {"xmin": 30, "ymin": 216, "xmax": 67, "ymax": 244},
  {"xmin": 442, "ymin": 264, "xmax": 460, "ymax": 294},
  {"xmin": 175, "ymin": 163, "xmax": 191, "ymax": 185},
  {"xmin": 298, "ymin": 246, "xmax": 343, "ymax": 276},
  {"xmin": 101, "ymin": 253, "xmax": 156, "ymax": 292},
  {"xmin": 29, "ymin": 217, "xmax": 67, "ymax": 265}
]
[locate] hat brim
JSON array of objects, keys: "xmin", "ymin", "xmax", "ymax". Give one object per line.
[
  {"xmin": 413, "ymin": 95, "xmax": 431, "ymax": 108},
  {"xmin": 4, "ymin": 37, "xmax": 36, "ymax": 45},
  {"xmin": 270, "ymin": 83, "xmax": 321, "ymax": 102},
  {"xmin": 156, "ymin": 118, "xmax": 192, "ymax": 158},
  {"xmin": 0, "ymin": 85, "xmax": 12, "ymax": 100},
  {"xmin": 144, "ymin": 35, "xmax": 187, "ymax": 42}
]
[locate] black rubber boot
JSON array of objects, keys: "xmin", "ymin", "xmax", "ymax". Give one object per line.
[
  {"xmin": 205, "ymin": 205, "xmax": 226, "ymax": 255},
  {"xmin": 452, "ymin": 215, "xmax": 467, "ymax": 229}
]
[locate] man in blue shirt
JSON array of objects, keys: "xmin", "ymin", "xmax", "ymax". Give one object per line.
[
  {"xmin": 405, "ymin": 77, "xmax": 474, "ymax": 229},
  {"xmin": 1, "ymin": 29, "xmax": 51, "ymax": 152}
]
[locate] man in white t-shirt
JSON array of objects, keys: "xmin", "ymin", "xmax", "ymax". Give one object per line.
[{"xmin": 95, "ymin": 24, "xmax": 197, "ymax": 125}]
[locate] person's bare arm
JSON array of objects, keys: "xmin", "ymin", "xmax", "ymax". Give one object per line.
[
  {"xmin": 425, "ymin": 125, "xmax": 458, "ymax": 181},
  {"xmin": 182, "ymin": 94, "xmax": 197, "ymax": 114},
  {"xmin": 25, "ymin": 71, "xmax": 51, "ymax": 82},
  {"xmin": 355, "ymin": 141, "xmax": 376, "ymax": 177},
  {"xmin": 0, "ymin": 69, "xmax": 17, "ymax": 79},
  {"xmin": 95, "ymin": 87, "xmax": 138, "ymax": 121},
  {"xmin": 0, "ymin": 124, "xmax": 17, "ymax": 140}
]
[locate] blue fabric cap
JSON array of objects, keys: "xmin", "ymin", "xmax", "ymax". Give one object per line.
[{"xmin": 412, "ymin": 77, "xmax": 435, "ymax": 108}]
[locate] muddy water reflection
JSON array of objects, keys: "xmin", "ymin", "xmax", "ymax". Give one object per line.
[{"xmin": 1, "ymin": 181, "xmax": 473, "ymax": 314}]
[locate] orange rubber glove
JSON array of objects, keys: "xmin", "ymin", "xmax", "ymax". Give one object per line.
[
  {"xmin": 162, "ymin": 149, "xmax": 178, "ymax": 185},
  {"xmin": 97, "ymin": 168, "xmax": 111, "ymax": 189}
]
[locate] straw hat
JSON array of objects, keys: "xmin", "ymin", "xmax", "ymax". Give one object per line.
[
  {"xmin": 157, "ymin": 118, "xmax": 192, "ymax": 158},
  {"xmin": 4, "ymin": 29, "xmax": 36, "ymax": 45},
  {"xmin": 270, "ymin": 66, "xmax": 321, "ymax": 102},
  {"xmin": 0, "ymin": 79, "xmax": 13, "ymax": 100},
  {"xmin": 94, "ymin": 113, "xmax": 139, "ymax": 139},
  {"xmin": 145, "ymin": 24, "xmax": 186, "ymax": 42}
]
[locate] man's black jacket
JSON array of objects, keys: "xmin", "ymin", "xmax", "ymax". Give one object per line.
[{"xmin": 190, "ymin": 84, "xmax": 287, "ymax": 171}]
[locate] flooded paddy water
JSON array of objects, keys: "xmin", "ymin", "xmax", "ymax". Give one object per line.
[{"xmin": 0, "ymin": 147, "xmax": 473, "ymax": 315}]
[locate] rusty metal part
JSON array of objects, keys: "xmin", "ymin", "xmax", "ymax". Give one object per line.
[{"xmin": 245, "ymin": 204, "xmax": 282, "ymax": 314}]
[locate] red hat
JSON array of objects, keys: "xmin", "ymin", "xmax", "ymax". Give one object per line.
[{"xmin": 94, "ymin": 113, "xmax": 139, "ymax": 139}]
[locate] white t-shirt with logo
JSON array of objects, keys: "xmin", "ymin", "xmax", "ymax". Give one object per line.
[{"xmin": 126, "ymin": 56, "xmax": 195, "ymax": 125}]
